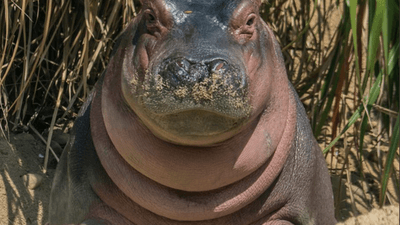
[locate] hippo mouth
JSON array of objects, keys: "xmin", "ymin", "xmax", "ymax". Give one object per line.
[
  {"xmin": 132, "ymin": 106, "xmax": 250, "ymax": 145},
  {"xmin": 145, "ymin": 109, "xmax": 246, "ymax": 137}
]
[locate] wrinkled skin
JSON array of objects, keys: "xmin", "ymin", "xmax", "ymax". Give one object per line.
[{"xmin": 49, "ymin": 0, "xmax": 336, "ymax": 224}]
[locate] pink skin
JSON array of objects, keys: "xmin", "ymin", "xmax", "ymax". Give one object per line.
[{"xmin": 90, "ymin": 15, "xmax": 297, "ymax": 222}]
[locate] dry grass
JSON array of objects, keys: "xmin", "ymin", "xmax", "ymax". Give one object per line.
[{"xmin": 0, "ymin": 0, "xmax": 138, "ymax": 171}]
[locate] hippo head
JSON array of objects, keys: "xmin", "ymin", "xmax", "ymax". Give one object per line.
[{"xmin": 119, "ymin": 0, "xmax": 276, "ymax": 146}]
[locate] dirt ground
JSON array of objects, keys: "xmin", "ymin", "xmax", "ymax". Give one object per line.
[
  {"xmin": 0, "ymin": 133, "xmax": 55, "ymax": 225},
  {"xmin": 0, "ymin": 130, "xmax": 398, "ymax": 225}
]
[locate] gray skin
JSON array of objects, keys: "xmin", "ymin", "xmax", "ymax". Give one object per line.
[{"xmin": 49, "ymin": 0, "xmax": 336, "ymax": 224}]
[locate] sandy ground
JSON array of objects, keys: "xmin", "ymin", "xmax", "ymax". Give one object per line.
[
  {"xmin": 0, "ymin": 131, "xmax": 398, "ymax": 225},
  {"xmin": 0, "ymin": 133, "xmax": 55, "ymax": 225}
]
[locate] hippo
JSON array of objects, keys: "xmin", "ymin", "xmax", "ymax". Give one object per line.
[{"xmin": 48, "ymin": 0, "xmax": 336, "ymax": 224}]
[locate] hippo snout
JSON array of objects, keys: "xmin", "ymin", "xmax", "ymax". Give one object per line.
[
  {"xmin": 159, "ymin": 58, "xmax": 243, "ymax": 89},
  {"xmin": 142, "ymin": 56, "xmax": 249, "ymax": 116}
]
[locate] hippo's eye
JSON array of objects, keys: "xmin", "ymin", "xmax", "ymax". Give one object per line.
[
  {"xmin": 148, "ymin": 14, "xmax": 156, "ymax": 23},
  {"xmin": 144, "ymin": 9, "xmax": 157, "ymax": 24},
  {"xmin": 246, "ymin": 18, "xmax": 254, "ymax": 26},
  {"xmin": 147, "ymin": 13, "xmax": 156, "ymax": 23},
  {"xmin": 246, "ymin": 14, "xmax": 256, "ymax": 27}
]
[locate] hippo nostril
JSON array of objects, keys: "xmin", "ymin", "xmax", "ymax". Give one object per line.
[
  {"xmin": 209, "ymin": 60, "xmax": 228, "ymax": 74},
  {"xmin": 215, "ymin": 63, "xmax": 224, "ymax": 71}
]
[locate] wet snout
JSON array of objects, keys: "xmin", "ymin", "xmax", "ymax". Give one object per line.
[{"xmin": 159, "ymin": 57, "xmax": 241, "ymax": 87}]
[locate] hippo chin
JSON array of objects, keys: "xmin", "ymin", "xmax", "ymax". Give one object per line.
[{"xmin": 49, "ymin": 0, "xmax": 336, "ymax": 224}]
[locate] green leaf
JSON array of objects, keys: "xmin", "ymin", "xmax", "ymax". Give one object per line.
[
  {"xmin": 388, "ymin": 42, "xmax": 399, "ymax": 76},
  {"xmin": 379, "ymin": 115, "xmax": 400, "ymax": 206},
  {"xmin": 366, "ymin": 0, "xmax": 385, "ymax": 74},
  {"xmin": 382, "ymin": 0, "xmax": 389, "ymax": 74},
  {"xmin": 349, "ymin": 0, "xmax": 361, "ymax": 88}
]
